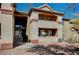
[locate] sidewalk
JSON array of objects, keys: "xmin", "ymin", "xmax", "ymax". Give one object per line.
[{"xmin": 0, "ymin": 43, "xmax": 36, "ymax": 55}]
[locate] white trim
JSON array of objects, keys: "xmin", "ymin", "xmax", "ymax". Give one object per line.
[
  {"xmin": 37, "ymin": 4, "xmax": 54, "ymax": 11},
  {"xmin": 35, "ymin": 4, "xmax": 63, "ymax": 14}
]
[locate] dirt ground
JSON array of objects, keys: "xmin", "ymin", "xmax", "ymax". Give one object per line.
[{"xmin": 0, "ymin": 42, "xmax": 79, "ymax": 55}]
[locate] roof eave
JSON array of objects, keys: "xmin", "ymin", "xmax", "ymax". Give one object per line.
[{"xmin": 29, "ymin": 8, "xmax": 64, "ymax": 16}]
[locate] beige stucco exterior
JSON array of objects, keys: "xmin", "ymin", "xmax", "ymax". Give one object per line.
[
  {"xmin": 28, "ymin": 7, "xmax": 63, "ymax": 44},
  {"xmin": 0, "ymin": 10, "xmax": 1, "ymax": 49},
  {"xmin": 0, "ymin": 14, "xmax": 14, "ymax": 44},
  {"xmin": 0, "ymin": 3, "xmax": 64, "ymax": 49},
  {"xmin": 0, "ymin": 3, "xmax": 14, "ymax": 49}
]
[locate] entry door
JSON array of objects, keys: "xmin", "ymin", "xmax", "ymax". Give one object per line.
[{"xmin": 14, "ymin": 25, "xmax": 23, "ymax": 46}]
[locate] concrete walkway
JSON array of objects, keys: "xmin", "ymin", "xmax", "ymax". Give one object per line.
[{"xmin": 0, "ymin": 43, "xmax": 37, "ymax": 55}]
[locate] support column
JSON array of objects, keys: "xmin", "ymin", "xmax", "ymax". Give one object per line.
[
  {"xmin": 29, "ymin": 11, "xmax": 39, "ymax": 44},
  {"xmin": 30, "ymin": 20, "xmax": 39, "ymax": 44},
  {"xmin": 0, "ymin": 6, "xmax": 1, "ymax": 49},
  {"xmin": 57, "ymin": 16, "xmax": 63, "ymax": 42},
  {"xmin": 0, "ymin": 3, "xmax": 14, "ymax": 49}
]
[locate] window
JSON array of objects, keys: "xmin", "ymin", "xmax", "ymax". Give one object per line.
[
  {"xmin": 0, "ymin": 23, "xmax": 1, "ymax": 39},
  {"xmin": 39, "ymin": 14, "xmax": 57, "ymax": 21},
  {"xmin": 39, "ymin": 17, "xmax": 44, "ymax": 20},
  {"xmin": 39, "ymin": 28, "xmax": 57, "ymax": 36}
]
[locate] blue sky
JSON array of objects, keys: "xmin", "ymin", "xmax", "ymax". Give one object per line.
[{"xmin": 16, "ymin": 3, "xmax": 79, "ymax": 19}]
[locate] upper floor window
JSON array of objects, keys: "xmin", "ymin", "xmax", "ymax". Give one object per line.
[{"xmin": 39, "ymin": 14, "xmax": 57, "ymax": 21}]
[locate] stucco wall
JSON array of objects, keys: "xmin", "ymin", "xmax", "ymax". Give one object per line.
[
  {"xmin": 0, "ymin": 3, "xmax": 14, "ymax": 46},
  {"xmin": 0, "ymin": 11, "xmax": 1, "ymax": 49},
  {"xmin": 29, "ymin": 11, "xmax": 63, "ymax": 43},
  {"xmin": 30, "ymin": 20, "xmax": 59, "ymax": 43},
  {"xmin": 57, "ymin": 16, "xmax": 63, "ymax": 40},
  {"xmin": 30, "ymin": 19, "xmax": 59, "ymax": 43},
  {"xmin": 30, "ymin": 22, "xmax": 38, "ymax": 40},
  {"xmin": 1, "ymin": 3, "xmax": 13, "ymax": 10},
  {"xmin": 38, "ymin": 20, "xmax": 58, "ymax": 28},
  {"xmin": 38, "ymin": 20, "xmax": 59, "ymax": 43},
  {"xmin": 29, "ymin": 11, "xmax": 38, "ymax": 20},
  {"xmin": 29, "ymin": 11, "xmax": 39, "ymax": 40},
  {"xmin": 0, "ymin": 14, "xmax": 14, "ymax": 44}
]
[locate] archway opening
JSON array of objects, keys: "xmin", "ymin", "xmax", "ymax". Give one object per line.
[{"xmin": 13, "ymin": 11, "xmax": 28, "ymax": 48}]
